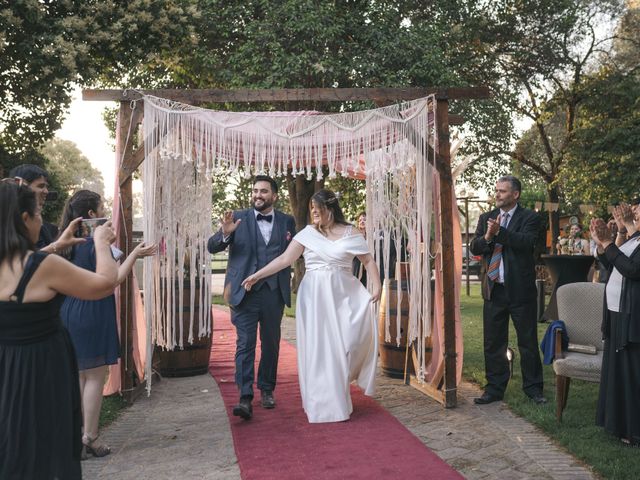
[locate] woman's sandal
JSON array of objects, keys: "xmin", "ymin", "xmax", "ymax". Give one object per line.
[{"xmin": 82, "ymin": 434, "xmax": 111, "ymax": 458}]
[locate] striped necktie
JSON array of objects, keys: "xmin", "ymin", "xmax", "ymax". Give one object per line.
[{"xmin": 487, "ymin": 213, "xmax": 509, "ymax": 281}]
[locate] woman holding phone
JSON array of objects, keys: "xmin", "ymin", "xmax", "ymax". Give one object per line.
[
  {"xmin": 0, "ymin": 180, "xmax": 118, "ymax": 479},
  {"xmin": 58, "ymin": 190, "xmax": 156, "ymax": 458}
]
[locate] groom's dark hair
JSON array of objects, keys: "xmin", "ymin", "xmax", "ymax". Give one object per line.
[{"xmin": 253, "ymin": 175, "xmax": 278, "ymax": 194}]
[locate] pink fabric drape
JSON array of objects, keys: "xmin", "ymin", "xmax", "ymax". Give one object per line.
[
  {"xmin": 424, "ymin": 172, "xmax": 464, "ymax": 385},
  {"xmin": 103, "ymin": 112, "xmax": 147, "ymax": 396}
]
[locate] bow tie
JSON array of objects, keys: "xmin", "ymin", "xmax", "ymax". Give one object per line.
[{"xmin": 256, "ymin": 213, "xmax": 273, "ymax": 223}]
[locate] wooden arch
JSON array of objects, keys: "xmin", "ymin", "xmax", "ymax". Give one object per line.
[{"xmin": 83, "ymin": 86, "xmax": 490, "ymax": 405}]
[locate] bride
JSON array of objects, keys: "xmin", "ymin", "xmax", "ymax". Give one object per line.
[{"xmin": 242, "ymin": 189, "xmax": 381, "ymax": 423}]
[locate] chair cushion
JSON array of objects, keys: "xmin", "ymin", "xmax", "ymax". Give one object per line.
[
  {"xmin": 556, "ymin": 282, "xmax": 605, "ymax": 349},
  {"xmin": 553, "ymin": 351, "xmax": 602, "ymax": 383}
]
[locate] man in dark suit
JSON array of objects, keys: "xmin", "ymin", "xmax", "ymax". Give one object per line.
[
  {"xmin": 470, "ymin": 175, "xmax": 546, "ymax": 405},
  {"xmin": 208, "ymin": 175, "xmax": 296, "ymax": 420}
]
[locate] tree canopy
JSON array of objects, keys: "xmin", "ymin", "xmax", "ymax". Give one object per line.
[{"xmin": 0, "ymin": 0, "xmax": 196, "ymax": 153}]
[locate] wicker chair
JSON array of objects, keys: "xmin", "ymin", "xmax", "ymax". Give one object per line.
[{"xmin": 553, "ymin": 282, "xmax": 605, "ymax": 421}]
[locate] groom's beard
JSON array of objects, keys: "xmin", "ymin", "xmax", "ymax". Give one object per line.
[{"xmin": 252, "ymin": 198, "xmax": 273, "ymax": 212}]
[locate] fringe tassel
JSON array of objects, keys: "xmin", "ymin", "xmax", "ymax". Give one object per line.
[{"xmin": 142, "ymin": 94, "xmax": 438, "ymax": 385}]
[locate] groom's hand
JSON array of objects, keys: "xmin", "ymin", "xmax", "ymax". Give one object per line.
[{"xmin": 221, "ymin": 210, "xmax": 241, "ymax": 237}]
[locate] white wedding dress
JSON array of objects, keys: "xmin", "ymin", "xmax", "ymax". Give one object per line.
[{"xmin": 294, "ymin": 225, "xmax": 378, "ymax": 423}]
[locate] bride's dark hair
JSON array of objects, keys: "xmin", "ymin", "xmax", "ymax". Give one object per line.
[{"xmin": 310, "ymin": 189, "xmax": 350, "ymax": 235}]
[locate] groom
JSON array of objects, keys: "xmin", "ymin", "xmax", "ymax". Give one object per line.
[{"xmin": 208, "ymin": 175, "xmax": 296, "ymax": 420}]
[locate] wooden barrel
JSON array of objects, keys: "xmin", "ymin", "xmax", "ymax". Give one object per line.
[
  {"xmin": 157, "ymin": 281, "xmax": 212, "ymax": 377},
  {"xmin": 378, "ymin": 263, "xmax": 432, "ymax": 378}
]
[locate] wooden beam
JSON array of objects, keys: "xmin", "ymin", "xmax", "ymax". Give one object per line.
[
  {"xmin": 437, "ymin": 98, "xmax": 458, "ymax": 408},
  {"xmin": 83, "ymin": 87, "xmax": 490, "ymax": 103},
  {"xmin": 117, "ymin": 101, "xmax": 139, "ymax": 403},
  {"xmin": 449, "ymin": 114, "xmax": 465, "ymax": 126},
  {"xmin": 409, "ymin": 376, "xmax": 448, "ymax": 406},
  {"xmin": 118, "ymin": 104, "xmax": 144, "ymax": 186}
]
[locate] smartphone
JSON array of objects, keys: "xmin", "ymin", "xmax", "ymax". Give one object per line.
[
  {"xmin": 77, "ymin": 218, "xmax": 108, "ymax": 238},
  {"xmin": 45, "ymin": 191, "xmax": 58, "ymax": 202}
]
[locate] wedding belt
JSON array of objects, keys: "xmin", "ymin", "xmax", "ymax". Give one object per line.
[{"xmin": 306, "ymin": 265, "xmax": 351, "ymax": 272}]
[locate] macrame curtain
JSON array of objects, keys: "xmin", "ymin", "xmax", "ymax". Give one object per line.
[{"xmin": 141, "ymin": 94, "xmax": 440, "ymax": 390}]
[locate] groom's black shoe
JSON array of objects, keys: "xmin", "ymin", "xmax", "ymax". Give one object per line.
[
  {"xmin": 233, "ymin": 396, "xmax": 253, "ymax": 420},
  {"xmin": 473, "ymin": 391, "xmax": 503, "ymax": 405},
  {"xmin": 261, "ymin": 390, "xmax": 276, "ymax": 409}
]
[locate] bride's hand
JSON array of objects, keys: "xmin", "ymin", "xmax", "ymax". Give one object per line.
[
  {"xmin": 370, "ymin": 285, "xmax": 382, "ymax": 303},
  {"xmin": 241, "ymin": 274, "xmax": 258, "ymax": 291}
]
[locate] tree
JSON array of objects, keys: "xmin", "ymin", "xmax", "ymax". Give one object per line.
[
  {"xmin": 444, "ymin": 0, "xmax": 626, "ymax": 246},
  {"xmin": 510, "ymin": 1, "xmax": 639, "ymax": 217},
  {"xmin": 39, "ymin": 138, "xmax": 104, "ymax": 196},
  {"xmin": 106, "ymin": 0, "xmax": 455, "ymax": 286},
  {"xmin": 0, "ymin": 1, "xmax": 196, "ymax": 153}
]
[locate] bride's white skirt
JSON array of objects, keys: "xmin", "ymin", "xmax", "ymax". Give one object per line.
[{"xmin": 296, "ymin": 269, "xmax": 378, "ymax": 423}]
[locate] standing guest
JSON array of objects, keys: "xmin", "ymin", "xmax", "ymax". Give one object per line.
[
  {"xmin": 9, "ymin": 164, "xmax": 59, "ymax": 248},
  {"xmin": 58, "ymin": 190, "xmax": 156, "ymax": 458},
  {"xmin": 556, "ymin": 223, "xmax": 589, "ymax": 255},
  {"xmin": 352, "ymin": 211, "xmax": 368, "ymax": 286},
  {"xmin": 242, "ymin": 189, "xmax": 381, "ymax": 423},
  {"xmin": 470, "ymin": 175, "xmax": 546, "ymax": 405},
  {"xmin": 0, "ymin": 180, "xmax": 118, "ymax": 479},
  {"xmin": 207, "ymin": 176, "xmax": 296, "ymax": 420},
  {"xmin": 592, "ymin": 199, "xmax": 640, "ymax": 446}
]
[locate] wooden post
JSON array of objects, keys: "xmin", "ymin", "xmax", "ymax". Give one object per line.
[
  {"xmin": 437, "ymin": 98, "xmax": 458, "ymax": 408},
  {"xmin": 84, "ymin": 86, "xmax": 489, "ymax": 406},
  {"xmin": 116, "ymin": 101, "xmax": 139, "ymax": 403}
]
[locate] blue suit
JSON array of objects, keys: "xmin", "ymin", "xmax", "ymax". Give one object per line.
[{"xmin": 208, "ymin": 209, "xmax": 296, "ymax": 397}]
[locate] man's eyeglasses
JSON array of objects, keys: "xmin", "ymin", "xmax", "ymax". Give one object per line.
[
  {"xmin": 1, "ymin": 177, "xmax": 27, "ymax": 186},
  {"xmin": 1, "ymin": 177, "xmax": 58, "ymax": 201}
]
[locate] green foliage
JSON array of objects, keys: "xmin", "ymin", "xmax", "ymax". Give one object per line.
[
  {"xmin": 99, "ymin": 394, "xmax": 128, "ymax": 428},
  {"xmin": 0, "ymin": 0, "xmax": 197, "ymax": 152},
  {"xmin": 562, "ymin": 69, "xmax": 640, "ymax": 209},
  {"xmin": 39, "ymin": 138, "xmax": 104, "ymax": 196},
  {"xmin": 447, "ymin": 0, "xmax": 625, "ymax": 198},
  {"xmin": 151, "ymin": 0, "xmax": 452, "ymax": 93},
  {"xmin": 324, "ymin": 175, "xmax": 366, "ymax": 224},
  {"xmin": 210, "ymin": 168, "xmax": 291, "ymax": 223}
]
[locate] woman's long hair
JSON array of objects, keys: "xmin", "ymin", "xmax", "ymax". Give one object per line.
[
  {"xmin": 0, "ymin": 182, "xmax": 38, "ymax": 267},
  {"xmin": 310, "ymin": 189, "xmax": 350, "ymax": 235},
  {"xmin": 58, "ymin": 190, "xmax": 102, "ymax": 233}
]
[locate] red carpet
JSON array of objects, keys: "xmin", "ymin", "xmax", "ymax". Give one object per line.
[{"xmin": 209, "ymin": 306, "xmax": 463, "ymax": 480}]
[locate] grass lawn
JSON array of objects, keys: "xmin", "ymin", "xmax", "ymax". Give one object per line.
[
  {"xmin": 99, "ymin": 394, "xmax": 128, "ymax": 428},
  {"xmin": 461, "ymin": 283, "xmax": 640, "ymax": 480}
]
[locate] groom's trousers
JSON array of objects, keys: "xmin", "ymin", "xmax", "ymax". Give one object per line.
[{"xmin": 230, "ymin": 285, "xmax": 284, "ymax": 398}]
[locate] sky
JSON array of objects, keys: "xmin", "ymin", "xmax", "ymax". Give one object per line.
[{"xmin": 56, "ymin": 86, "xmax": 117, "ymax": 198}]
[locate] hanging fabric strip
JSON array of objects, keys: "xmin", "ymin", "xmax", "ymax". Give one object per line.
[{"xmin": 141, "ymin": 94, "xmax": 439, "ymax": 387}]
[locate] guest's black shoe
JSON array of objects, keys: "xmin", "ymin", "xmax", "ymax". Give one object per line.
[
  {"xmin": 233, "ymin": 396, "xmax": 253, "ymax": 420},
  {"xmin": 528, "ymin": 393, "xmax": 547, "ymax": 405},
  {"xmin": 261, "ymin": 390, "xmax": 276, "ymax": 409},
  {"xmin": 473, "ymin": 392, "xmax": 503, "ymax": 405}
]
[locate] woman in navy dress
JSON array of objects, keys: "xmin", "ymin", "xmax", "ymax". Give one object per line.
[
  {"xmin": 58, "ymin": 190, "xmax": 156, "ymax": 458},
  {"xmin": 0, "ymin": 180, "xmax": 118, "ymax": 479}
]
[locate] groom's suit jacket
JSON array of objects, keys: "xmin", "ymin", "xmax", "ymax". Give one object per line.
[{"xmin": 207, "ymin": 208, "xmax": 296, "ymax": 307}]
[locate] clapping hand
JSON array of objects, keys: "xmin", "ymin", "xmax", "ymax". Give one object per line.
[
  {"xmin": 590, "ymin": 218, "xmax": 611, "ymax": 247},
  {"xmin": 613, "ymin": 203, "xmax": 634, "ymax": 232},
  {"xmin": 485, "ymin": 214, "xmax": 501, "ymax": 241},
  {"xmin": 221, "ymin": 210, "xmax": 241, "ymax": 237}
]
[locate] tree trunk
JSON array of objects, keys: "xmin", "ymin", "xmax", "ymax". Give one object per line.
[
  {"xmin": 547, "ymin": 185, "xmax": 561, "ymax": 254},
  {"xmin": 286, "ymin": 170, "xmax": 324, "ymax": 292}
]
